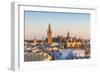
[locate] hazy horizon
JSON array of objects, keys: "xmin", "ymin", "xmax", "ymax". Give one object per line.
[{"xmin": 24, "ymin": 11, "xmax": 90, "ymax": 40}]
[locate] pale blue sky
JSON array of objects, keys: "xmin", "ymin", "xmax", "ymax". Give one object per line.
[{"xmin": 24, "ymin": 11, "xmax": 90, "ymax": 40}]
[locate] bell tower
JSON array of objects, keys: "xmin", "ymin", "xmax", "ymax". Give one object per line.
[{"xmin": 47, "ymin": 24, "xmax": 52, "ymax": 45}]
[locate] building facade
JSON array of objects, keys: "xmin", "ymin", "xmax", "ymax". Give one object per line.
[{"xmin": 66, "ymin": 32, "xmax": 82, "ymax": 49}]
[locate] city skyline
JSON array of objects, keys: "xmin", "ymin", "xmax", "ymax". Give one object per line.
[{"xmin": 24, "ymin": 11, "xmax": 90, "ymax": 40}]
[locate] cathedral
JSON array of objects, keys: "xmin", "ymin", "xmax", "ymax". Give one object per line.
[
  {"xmin": 47, "ymin": 24, "xmax": 82, "ymax": 48},
  {"xmin": 47, "ymin": 24, "xmax": 52, "ymax": 45},
  {"xmin": 66, "ymin": 32, "xmax": 82, "ymax": 49}
]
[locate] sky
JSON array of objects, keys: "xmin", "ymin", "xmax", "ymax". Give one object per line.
[{"xmin": 24, "ymin": 11, "xmax": 90, "ymax": 40}]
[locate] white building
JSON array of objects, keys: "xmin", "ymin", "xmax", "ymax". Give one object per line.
[{"xmin": 73, "ymin": 49, "xmax": 85, "ymax": 57}]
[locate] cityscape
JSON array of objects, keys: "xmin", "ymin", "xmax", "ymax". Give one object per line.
[{"xmin": 24, "ymin": 11, "xmax": 90, "ymax": 61}]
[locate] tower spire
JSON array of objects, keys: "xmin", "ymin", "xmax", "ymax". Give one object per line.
[
  {"xmin": 48, "ymin": 24, "xmax": 51, "ymax": 32},
  {"xmin": 47, "ymin": 24, "xmax": 52, "ymax": 45},
  {"xmin": 67, "ymin": 31, "xmax": 70, "ymax": 39}
]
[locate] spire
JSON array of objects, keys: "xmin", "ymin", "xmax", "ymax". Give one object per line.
[
  {"xmin": 67, "ymin": 31, "xmax": 70, "ymax": 39},
  {"xmin": 49, "ymin": 24, "xmax": 51, "ymax": 30},
  {"xmin": 67, "ymin": 32, "xmax": 69, "ymax": 36},
  {"xmin": 48, "ymin": 24, "xmax": 52, "ymax": 32}
]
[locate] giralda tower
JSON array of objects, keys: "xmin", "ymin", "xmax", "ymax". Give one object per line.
[{"xmin": 47, "ymin": 24, "xmax": 52, "ymax": 45}]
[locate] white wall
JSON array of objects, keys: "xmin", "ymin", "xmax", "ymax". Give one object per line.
[{"xmin": 0, "ymin": 0, "xmax": 100, "ymax": 73}]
